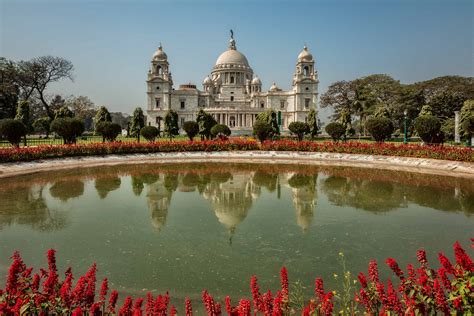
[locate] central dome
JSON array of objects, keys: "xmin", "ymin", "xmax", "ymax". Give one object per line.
[{"xmin": 215, "ymin": 49, "xmax": 250, "ymax": 67}]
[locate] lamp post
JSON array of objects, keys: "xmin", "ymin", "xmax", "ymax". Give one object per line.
[{"xmin": 403, "ymin": 109, "xmax": 408, "ymax": 144}]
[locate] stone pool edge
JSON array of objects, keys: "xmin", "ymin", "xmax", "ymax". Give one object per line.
[{"xmin": 1, "ymin": 151, "xmax": 473, "ymax": 179}]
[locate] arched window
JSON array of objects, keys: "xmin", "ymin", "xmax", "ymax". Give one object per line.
[
  {"xmin": 303, "ymin": 66, "xmax": 309, "ymax": 76},
  {"xmin": 230, "ymin": 96, "xmax": 234, "ymax": 101},
  {"xmin": 157, "ymin": 65, "xmax": 162, "ymax": 75},
  {"xmin": 230, "ymin": 76, "xmax": 234, "ymax": 84}
]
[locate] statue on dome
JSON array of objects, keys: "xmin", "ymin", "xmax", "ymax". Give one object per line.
[{"xmin": 230, "ymin": 29, "xmax": 234, "ymax": 39}]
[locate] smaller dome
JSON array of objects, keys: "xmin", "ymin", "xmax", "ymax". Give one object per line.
[
  {"xmin": 251, "ymin": 76, "xmax": 261, "ymax": 85},
  {"xmin": 269, "ymin": 82, "xmax": 280, "ymax": 92},
  {"xmin": 153, "ymin": 44, "xmax": 167, "ymax": 60},
  {"xmin": 297, "ymin": 45, "xmax": 313, "ymax": 62},
  {"xmin": 203, "ymin": 76, "xmax": 212, "ymax": 85}
]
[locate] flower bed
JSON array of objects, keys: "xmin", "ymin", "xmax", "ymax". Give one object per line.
[
  {"xmin": 0, "ymin": 139, "xmax": 472, "ymax": 163},
  {"xmin": 1, "ymin": 240, "xmax": 472, "ymax": 315}
]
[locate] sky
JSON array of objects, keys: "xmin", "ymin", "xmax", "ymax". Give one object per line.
[{"xmin": 1, "ymin": 0, "xmax": 473, "ymax": 120}]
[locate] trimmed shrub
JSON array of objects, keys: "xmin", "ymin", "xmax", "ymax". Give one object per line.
[
  {"xmin": 253, "ymin": 121, "xmax": 273, "ymax": 142},
  {"xmin": 210, "ymin": 124, "xmax": 231, "ymax": 139},
  {"xmin": 50, "ymin": 118, "xmax": 85, "ymax": 144},
  {"xmin": 0, "ymin": 119, "xmax": 26, "ymax": 147},
  {"xmin": 414, "ymin": 115, "xmax": 444, "ymax": 144},
  {"xmin": 182, "ymin": 121, "xmax": 199, "ymax": 141},
  {"xmin": 288, "ymin": 121, "xmax": 310, "ymax": 141},
  {"xmin": 365, "ymin": 117, "xmax": 394, "ymax": 142},
  {"xmin": 325, "ymin": 122, "xmax": 345, "ymax": 142},
  {"xmin": 140, "ymin": 126, "xmax": 160, "ymax": 142},
  {"xmin": 96, "ymin": 122, "xmax": 122, "ymax": 142}
]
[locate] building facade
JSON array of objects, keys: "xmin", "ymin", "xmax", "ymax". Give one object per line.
[{"xmin": 146, "ymin": 34, "xmax": 318, "ymax": 132}]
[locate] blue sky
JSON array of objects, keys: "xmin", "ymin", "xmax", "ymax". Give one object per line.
[{"xmin": 1, "ymin": 0, "xmax": 473, "ymax": 119}]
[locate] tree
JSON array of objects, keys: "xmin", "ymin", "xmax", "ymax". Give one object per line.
[
  {"xmin": 65, "ymin": 96, "xmax": 96, "ymax": 131},
  {"xmin": 288, "ymin": 121, "xmax": 309, "ymax": 141},
  {"xmin": 95, "ymin": 122, "xmax": 122, "ymax": 142},
  {"xmin": 0, "ymin": 57, "xmax": 20, "ymax": 119},
  {"xmin": 419, "ymin": 104, "xmax": 433, "ymax": 116},
  {"xmin": 33, "ymin": 117, "xmax": 51, "ymax": 138},
  {"xmin": 164, "ymin": 109, "xmax": 179, "ymax": 141},
  {"xmin": 256, "ymin": 109, "xmax": 279, "ymax": 135},
  {"xmin": 325, "ymin": 122, "xmax": 345, "ymax": 142},
  {"xmin": 182, "ymin": 121, "xmax": 199, "ymax": 141},
  {"xmin": 365, "ymin": 117, "xmax": 394, "ymax": 142},
  {"xmin": 338, "ymin": 107, "xmax": 354, "ymax": 140},
  {"xmin": 54, "ymin": 106, "xmax": 74, "ymax": 119},
  {"xmin": 0, "ymin": 119, "xmax": 26, "ymax": 147},
  {"xmin": 427, "ymin": 91, "xmax": 464, "ymax": 121},
  {"xmin": 130, "ymin": 107, "xmax": 146, "ymax": 141},
  {"xmin": 462, "ymin": 116, "xmax": 474, "ymax": 139},
  {"xmin": 16, "ymin": 56, "xmax": 74, "ymax": 119},
  {"xmin": 373, "ymin": 105, "xmax": 391, "ymax": 118},
  {"xmin": 307, "ymin": 108, "xmax": 319, "ymax": 139},
  {"xmin": 196, "ymin": 109, "xmax": 217, "ymax": 140},
  {"xmin": 414, "ymin": 115, "xmax": 443, "ymax": 144},
  {"xmin": 50, "ymin": 118, "xmax": 84, "ymax": 144},
  {"xmin": 320, "ymin": 80, "xmax": 356, "ymax": 121},
  {"xmin": 15, "ymin": 100, "xmax": 32, "ymax": 146},
  {"xmin": 253, "ymin": 121, "xmax": 273, "ymax": 142},
  {"xmin": 460, "ymin": 100, "xmax": 474, "ymax": 139},
  {"xmin": 140, "ymin": 126, "xmax": 160, "ymax": 142},
  {"xmin": 210, "ymin": 124, "xmax": 231, "ymax": 139}
]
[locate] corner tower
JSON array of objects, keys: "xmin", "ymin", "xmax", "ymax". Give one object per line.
[{"xmin": 292, "ymin": 45, "xmax": 319, "ymax": 120}]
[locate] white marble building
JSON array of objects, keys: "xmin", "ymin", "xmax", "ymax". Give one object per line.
[{"xmin": 146, "ymin": 33, "xmax": 318, "ymax": 132}]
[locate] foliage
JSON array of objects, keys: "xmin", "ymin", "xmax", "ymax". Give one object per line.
[
  {"xmin": 256, "ymin": 109, "xmax": 279, "ymax": 135},
  {"xmin": 0, "ymin": 119, "xmax": 26, "ymax": 147},
  {"xmin": 14, "ymin": 100, "xmax": 32, "ymax": 133},
  {"xmin": 95, "ymin": 122, "xmax": 122, "ymax": 142},
  {"xmin": 307, "ymin": 108, "xmax": 319, "ymax": 139},
  {"xmin": 365, "ymin": 117, "xmax": 394, "ymax": 142},
  {"xmin": 95, "ymin": 106, "xmax": 112, "ymax": 126},
  {"xmin": 441, "ymin": 118, "xmax": 455, "ymax": 141},
  {"xmin": 33, "ymin": 117, "xmax": 51, "ymax": 138},
  {"xmin": 50, "ymin": 118, "xmax": 85, "ymax": 144},
  {"xmin": 414, "ymin": 115, "xmax": 444, "ymax": 144},
  {"xmin": 0, "ymin": 140, "xmax": 472, "ymax": 163},
  {"xmin": 140, "ymin": 126, "xmax": 160, "ymax": 142},
  {"xmin": 462, "ymin": 116, "xmax": 474, "ymax": 138},
  {"xmin": 373, "ymin": 105, "xmax": 391, "ymax": 118},
  {"xmin": 54, "ymin": 106, "xmax": 74, "ymax": 119},
  {"xmin": 253, "ymin": 121, "xmax": 273, "ymax": 142},
  {"xmin": 130, "ymin": 107, "xmax": 145, "ymax": 140},
  {"xmin": 196, "ymin": 109, "xmax": 217, "ymax": 140},
  {"xmin": 164, "ymin": 110, "xmax": 179, "ymax": 140},
  {"xmin": 288, "ymin": 121, "xmax": 310, "ymax": 141},
  {"xmin": 65, "ymin": 96, "xmax": 96, "ymax": 129},
  {"xmin": 325, "ymin": 122, "xmax": 346, "ymax": 142},
  {"xmin": 460, "ymin": 99, "xmax": 474, "ymax": 138},
  {"xmin": 182, "ymin": 121, "xmax": 199, "ymax": 141},
  {"xmin": 419, "ymin": 104, "xmax": 433, "ymax": 116},
  {"xmin": 210, "ymin": 124, "xmax": 231, "ymax": 139},
  {"xmin": 0, "ymin": 240, "xmax": 472, "ymax": 315},
  {"xmin": 0, "ymin": 57, "xmax": 19, "ymax": 119}
]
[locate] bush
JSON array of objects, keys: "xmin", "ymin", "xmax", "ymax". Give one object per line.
[
  {"xmin": 33, "ymin": 117, "xmax": 51, "ymax": 138},
  {"xmin": 325, "ymin": 122, "xmax": 345, "ymax": 142},
  {"xmin": 96, "ymin": 122, "xmax": 122, "ymax": 142},
  {"xmin": 414, "ymin": 115, "xmax": 444, "ymax": 144},
  {"xmin": 50, "ymin": 118, "xmax": 85, "ymax": 144},
  {"xmin": 182, "ymin": 121, "xmax": 199, "ymax": 141},
  {"xmin": 365, "ymin": 117, "xmax": 394, "ymax": 142},
  {"xmin": 253, "ymin": 121, "xmax": 273, "ymax": 142},
  {"xmin": 210, "ymin": 124, "xmax": 231, "ymax": 139},
  {"xmin": 140, "ymin": 126, "xmax": 160, "ymax": 142},
  {"xmin": 0, "ymin": 119, "xmax": 26, "ymax": 147},
  {"xmin": 288, "ymin": 121, "xmax": 310, "ymax": 141}
]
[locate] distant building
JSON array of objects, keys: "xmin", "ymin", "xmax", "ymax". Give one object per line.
[{"xmin": 146, "ymin": 33, "xmax": 318, "ymax": 132}]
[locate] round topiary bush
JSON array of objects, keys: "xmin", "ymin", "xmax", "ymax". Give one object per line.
[
  {"xmin": 253, "ymin": 121, "xmax": 273, "ymax": 142},
  {"xmin": 210, "ymin": 124, "xmax": 231, "ymax": 139},
  {"xmin": 0, "ymin": 119, "xmax": 26, "ymax": 147},
  {"xmin": 51, "ymin": 118, "xmax": 85, "ymax": 144},
  {"xmin": 325, "ymin": 122, "xmax": 345, "ymax": 142},
  {"xmin": 414, "ymin": 115, "xmax": 444, "ymax": 144},
  {"xmin": 96, "ymin": 122, "xmax": 122, "ymax": 142},
  {"xmin": 182, "ymin": 121, "xmax": 199, "ymax": 141},
  {"xmin": 140, "ymin": 126, "xmax": 160, "ymax": 142},
  {"xmin": 288, "ymin": 121, "xmax": 310, "ymax": 141},
  {"xmin": 365, "ymin": 117, "xmax": 394, "ymax": 142}
]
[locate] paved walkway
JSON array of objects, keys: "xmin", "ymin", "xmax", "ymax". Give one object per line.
[{"xmin": 0, "ymin": 151, "xmax": 473, "ymax": 179}]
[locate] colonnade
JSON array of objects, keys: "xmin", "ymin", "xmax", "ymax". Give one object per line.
[{"xmin": 211, "ymin": 112, "xmax": 259, "ymax": 128}]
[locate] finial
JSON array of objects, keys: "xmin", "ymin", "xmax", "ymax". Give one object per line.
[
  {"xmin": 230, "ymin": 29, "xmax": 234, "ymax": 39},
  {"xmin": 159, "ymin": 42, "xmax": 162, "ymax": 49},
  {"xmin": 304, "ymin": 43, "xmax": 307, "ymax": 50}
]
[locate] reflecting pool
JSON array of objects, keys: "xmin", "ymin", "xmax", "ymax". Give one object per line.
[{"xmin": 0, "ymin": 163, "xmax": 473, "ymax": 301}]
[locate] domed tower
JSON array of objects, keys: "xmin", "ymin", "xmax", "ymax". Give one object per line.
[
  {"xmin": 212, "ymin": 33, "xmax": 254, "ymax": 98},
  {"xmin": 292, "ymin": 45, "xmax": 319, "ymax": 120},
  {"xmin": 147, "ymin": 44, "xmax": 173, "ymax": 127},
  {"xmin": 250, "ymin": 76, "xmax": 262, "ymax": 93}
]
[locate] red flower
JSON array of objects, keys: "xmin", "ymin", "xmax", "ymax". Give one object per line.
[
  {"xmin": 185, "ymin": 297, "xmax": 193, "ymax": 316},
  {"xmin": 71, "ymin": 275, "xmax": 87, "ymax": 306},
  {"xmin": 119, "ymin": 296, "xmax": 133, "ymax": 315},
  {"xmin": 357, "ymin": 272, "xmax": 367, "ymax": 288},
  {"xmin": 453, "ymin": 241, "xmax": 473, "ymax": 272},
  {"xmin": 416, "ymin": 249, "xmax": 428, "ymax": 266},
  {"xmin": 237, "ymin": 299, "xmax": 251, "ymax": 316},
  {"xmin": 438, "ymin": 253, "xmax": 455, "ymax": 274},
  {"xmin": 279, "ymin": 267, "xmax": 289, "ymax": 301},
  {"xmin": 314, "ymin": 277, "xmax": 325, "ymax": 301},
  {"xmin": 132, "ymin": 297, "xmax": 144, "ymax": 316},
  {"xmin": 99, "ymin": 278, "xmax": 108, "ymax": 302},
  {"xmin": 6, "ymin": 254, "xmax": 22, "ymax": 295},
  {"xmin": 60, "ymin": 273, "xmax": 73, "ymax": 307},
  {"xmin": 108, "ymin": 290, "xmax": 119, "ymax": 313},
  {"xmin": 84, "ymin": 263, "xmax": 97, "ymax": 306},
  {"xmin": 170, "ymin": 305, "xmax": 177, "ymax": 316},
  {"xmin": 433, "ymin": 279, "xmax": 449, "ymax": 315},
  {"xmin": 146, "ymin": 292, "xmax": 154, "ymax": 315},
  {"xmin": 90, "ymin": 302, "xmax": 101, "ymax": 315},
  {"xmin": 71, "ymin": 306, "xmax": 83, "ymax": 316},
  {"xmin": 250, "ymin": 275, "xmax": 263, "ymax": 312},
  {"xmin": 385, "ymin": 258, "xmax": 404, "ymax": 279},
  {"xmin": 368, "ymin": 260, "xmax": 379, "ymax": 283}
]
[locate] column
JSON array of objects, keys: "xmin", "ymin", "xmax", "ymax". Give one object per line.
[{"xmin": 455, "ymin": 111, "xmax": 460, "ymax": 143}]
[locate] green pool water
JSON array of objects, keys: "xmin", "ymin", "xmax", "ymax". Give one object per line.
[{"xmin": 0, "ymin": 163, "xmax": 472, "ymax": 303}]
